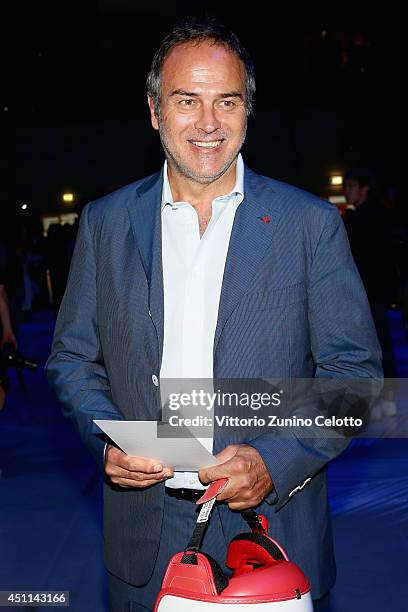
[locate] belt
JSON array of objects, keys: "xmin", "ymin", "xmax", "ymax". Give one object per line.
[{"xmin": 165, "ymin": 487, "xmax": 203, "ymax": 502}]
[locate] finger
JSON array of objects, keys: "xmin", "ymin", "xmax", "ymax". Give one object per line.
[
  {"xmin": 214, "ymin": 477, "xmax": 251, "ymax": 503},
  {"xmin": 109, "ymin": 448, "xmax": 168, "ymax": 474},
  {"xmin": 107, "ymin": 446, "xmax": 148, "ymax": 470},
  {"xmin": 200, "ymin": 451, "xmax": 249, "ymax": 484},
  {"xmin": 125, "ymin": 455, "xmax": 172, "ymax": 474},
  {"xmin": 228, "ymin": 500, "xmax": 254, "ymax": 511},
  {"xmin": 114, "ymin": 468, "xmax": 173, "ymax": 482},
  {"xmin": 106, "ymin": 464, "xmax": 173, "ymax": 481},
  {"xmin": 216, "ymin": 471, "xmax": 258, "ymax": 502},
  {"xmin": 126, "ymin": 457, "xmax": 161, "ymax": 472},
  {"xmin": 199, "ymin": 458, "xmax": 237, "ymax": 484},
  {"xmin": 213, "ymin": 480, "xmax": 237, "ymax": 501},
  {"xmin": 111, "ymin": 476, "xmax": 164, "ymax": 488}
]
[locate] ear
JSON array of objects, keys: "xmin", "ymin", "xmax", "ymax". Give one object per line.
[{"xmin": 147, "ymin": 95, "xmax": 159, "ymax": 131}]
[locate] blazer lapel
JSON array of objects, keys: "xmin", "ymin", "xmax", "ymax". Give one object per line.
[
  {"xmin": 214, "ymin": 166, "xmax": 282, "ymax": 356},
  {"xmin": 126, "ymin": 164, "xmax": 282, "ymax": 368},
  {"xmin": 126, "ymin": 170, "xmax": 165, "ymax": 363}
]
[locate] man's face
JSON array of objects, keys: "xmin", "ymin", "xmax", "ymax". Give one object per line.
[
  {"xmin": 148, "ymin": 40, "xmax": 248, "ymax": 184},
  {"xmin": 344, "ymin": 178, "xmax": 369, "ymax": 208}
]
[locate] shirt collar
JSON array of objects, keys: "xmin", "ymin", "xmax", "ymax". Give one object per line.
[{"xmin": 161, "ymin": 153, "xmax": 244, "ymax": 209}]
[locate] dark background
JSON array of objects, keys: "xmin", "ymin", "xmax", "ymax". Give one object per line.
[
  {"xmin": 1, "ymin": 6, "xmax": 408, "ymax": 610},
  {"xmin": 3, "ymin": 1, "xmax": 407, "ymax": 217}
]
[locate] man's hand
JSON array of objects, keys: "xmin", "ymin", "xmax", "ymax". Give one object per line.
[
  {"xmin": 198, "ymin": 444, "xmax": 274, "ymax": 510},
  {"xmin": 105, "ymin": 444, "xmax": 174, "ymax": 489}
]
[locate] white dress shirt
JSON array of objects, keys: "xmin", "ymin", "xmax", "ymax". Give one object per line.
[{"xmin": 161, "ymin": 154, "xmax": 244, "ymax": 489}]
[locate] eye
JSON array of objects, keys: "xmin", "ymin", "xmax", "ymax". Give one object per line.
[
  {"xmin": 179, "ymin": 99, "xmax": 196, "ymax": 106},
  {"xmin": 220, "ymin": 99, "xmax": 235, "ymax": 107}
]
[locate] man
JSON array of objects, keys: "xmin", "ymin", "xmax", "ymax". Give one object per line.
[{"xmin": 46, "ymin": 18, "xmax": 381, "ymax": 612}]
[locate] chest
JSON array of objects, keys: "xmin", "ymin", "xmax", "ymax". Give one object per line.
[{"xmin": 197, "ymin": 211, "xmax": 211, "ymax": 237}]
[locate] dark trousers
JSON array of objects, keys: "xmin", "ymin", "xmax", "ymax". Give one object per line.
[
  {"xmin": 313, "ymin": 591, "xmax": 330, "ymax": 611},
  {"xmin": 108, "ymin": 491, "xmax": 229, "ymax": 611}
]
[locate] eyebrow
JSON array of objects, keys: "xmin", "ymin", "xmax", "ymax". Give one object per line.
[{"xmin": 169, "ymin": 89, "xmax": 244, "ymax": 100}]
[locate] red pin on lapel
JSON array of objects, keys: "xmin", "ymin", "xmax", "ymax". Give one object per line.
[{"xmin": 258, "ymin": 215, "xmax": 270, "ymax": 224}]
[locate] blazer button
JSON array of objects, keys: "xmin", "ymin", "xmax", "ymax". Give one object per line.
[{"xmin": 152, "ymin": 374, "xmax": 159, "ymax": 387}]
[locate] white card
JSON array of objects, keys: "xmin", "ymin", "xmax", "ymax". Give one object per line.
[{"xmin": 93, "ymin": 420, "xmax": 219, "ymax": 471}]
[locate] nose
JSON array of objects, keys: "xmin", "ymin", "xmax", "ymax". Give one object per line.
[{"xmin": 194, "ymin": 102, "xmax": 221, "ymax": 134}]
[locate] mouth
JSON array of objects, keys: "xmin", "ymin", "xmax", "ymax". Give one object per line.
[{"xmin": 189, "ymin": 139, "xmax": 224, "ymax": 150}]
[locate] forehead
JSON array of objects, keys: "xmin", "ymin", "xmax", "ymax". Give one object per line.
[{"xmin": 161, "ymin": 40, "xmax": 246, "ymax": 92}]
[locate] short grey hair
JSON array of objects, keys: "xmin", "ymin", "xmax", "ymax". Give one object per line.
[{"xmin": 146, "ymin": 17, "xmax": 256, "ymax": 118}]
